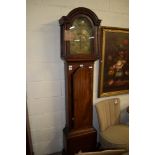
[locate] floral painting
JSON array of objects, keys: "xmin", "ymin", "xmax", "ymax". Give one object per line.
[{"xmin": 99, "ymin": 27, "xmax": 129, "ymax": 97}]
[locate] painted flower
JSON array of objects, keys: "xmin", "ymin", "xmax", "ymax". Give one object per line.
[{"xmin": 123, "ymin": 39, "xmax": 128, "ymax": 45}]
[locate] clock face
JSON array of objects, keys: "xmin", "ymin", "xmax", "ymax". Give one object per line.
[{"xmin": 65, "ymin": 17, "xmax": 94, "ymax": 55}]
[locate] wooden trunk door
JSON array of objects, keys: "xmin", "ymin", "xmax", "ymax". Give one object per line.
[{"xmin": 70, "ymin": 63, "xmax": 93, "ymax": 130}]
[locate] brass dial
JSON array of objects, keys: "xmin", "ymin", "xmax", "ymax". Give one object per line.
[{"xmin": 65, "ymin": 17, "xmax": 94, "ymax": 55}]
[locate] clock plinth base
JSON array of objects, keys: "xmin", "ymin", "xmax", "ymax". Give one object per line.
[{"xmin": 63, "ymin": 127, "xmax": 97, "ymax": 155}]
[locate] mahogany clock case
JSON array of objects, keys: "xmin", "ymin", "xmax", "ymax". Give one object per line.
[{"xmin": 59, "ymin": 7, "xmax": 101, "ymax": 155}]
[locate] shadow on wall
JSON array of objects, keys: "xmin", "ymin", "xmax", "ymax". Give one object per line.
[
  {"xmin": 120, "ymin": 108, "xmax": 129, "ymax": 124},
  {"xmin": 39, "ymin": 21, "xmax": 61, "ymax": 63},
  {"xmin": 93, "ymin": 105, "xmax": 100, "ymax": 141}
]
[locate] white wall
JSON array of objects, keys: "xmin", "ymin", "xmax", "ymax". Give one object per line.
[{"xmin": 27, "ymin": 0, "xmax": 129, "ymax": 154}]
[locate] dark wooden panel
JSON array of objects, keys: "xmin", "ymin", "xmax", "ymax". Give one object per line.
[
  {"xmin": 73, "ymin": 66, "xmax": 93, "ymax": 129},
  {"xmin": 63, "ymin": 128, "xmax": 97, "ymax": 155}
]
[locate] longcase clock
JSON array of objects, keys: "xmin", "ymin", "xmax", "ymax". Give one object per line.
[{"xmin": 59, "ymin": 7, "xmax": 101, "ymax": 155}]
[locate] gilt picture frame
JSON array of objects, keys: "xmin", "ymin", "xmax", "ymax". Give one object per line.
[{"xmin": 99, "ymin": 27, "xmax": 129, "ymax": 97}]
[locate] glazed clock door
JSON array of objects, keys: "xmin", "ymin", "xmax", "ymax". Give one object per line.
[
  {"xmin": 72, "ymin": 64, "xmax": 93, "ymax": 130},
  {"xmin": 67, "ymin": 17, "xmax": 94, "ymax": 55}
]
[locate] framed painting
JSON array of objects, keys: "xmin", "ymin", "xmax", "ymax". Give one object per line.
[{"xmin": 99, "ymin": 27, "xmax": 129, "ymax": 97}]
